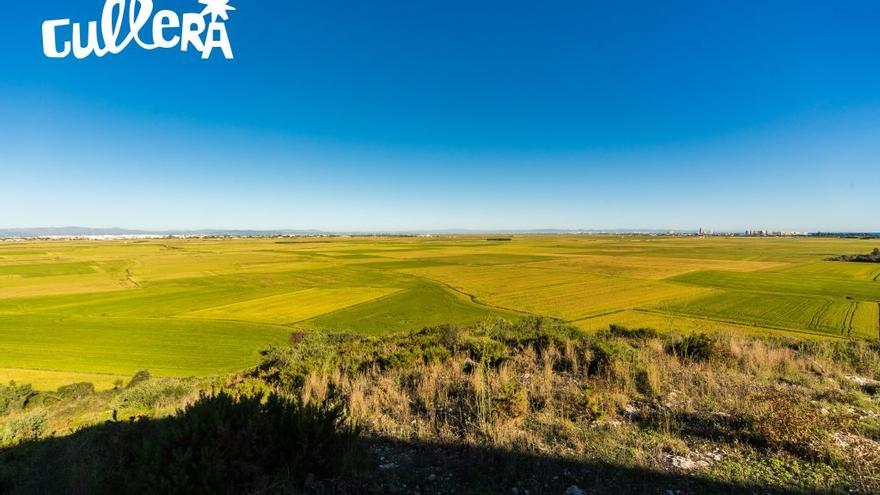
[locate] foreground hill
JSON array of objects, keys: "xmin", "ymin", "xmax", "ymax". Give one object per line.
[{"xmin": 1, "ymin": 318, "xmax": 878, "ymax": 494}]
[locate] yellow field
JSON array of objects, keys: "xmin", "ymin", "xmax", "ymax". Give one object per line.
[
  {"xmin": 401, "ymin": 263, "xmax": 712, "ymax": 319},
  {"xmin": 0, "ymin": 271, "xmax": 131, "ymax": 299},
  {"xmin": 573, "ymin": 309, "xmax": 851, "ymax": 340},
  {"xmin": 0, "ymin": 368, "xmax": 127, "ymax": 391},
  {"xmin": 522, "ymin": 255, "xmax": 786, "ymax": 280},
  {"xmin": 186, "ymin": 287, "xmax": 402, "ymax": 325},
  {"xmin": 853, "ymin": 302, "xmax": 880, "ymax": 338}
]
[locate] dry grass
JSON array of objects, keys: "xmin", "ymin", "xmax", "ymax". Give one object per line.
[{"xmin": 256, "ymin": 320, "xmax": 880, "ymax": 492}]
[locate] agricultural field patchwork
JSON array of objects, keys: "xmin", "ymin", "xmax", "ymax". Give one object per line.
[{"xmin": 0, "ymin": 236, "xmax": 877, "ymax": 389}]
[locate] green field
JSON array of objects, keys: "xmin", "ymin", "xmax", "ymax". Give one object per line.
[{"xmin": 0, "ymin": 236, "xmax": 878, "ymax": 388}]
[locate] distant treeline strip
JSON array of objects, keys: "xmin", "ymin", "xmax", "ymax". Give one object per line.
[
  {"xmin": 813, "ymin": 232, "xmax": 880, "ymax": 239},
  {"xmin": 828, "ymin": 248, "xmax": 880, "ymax": 263}
]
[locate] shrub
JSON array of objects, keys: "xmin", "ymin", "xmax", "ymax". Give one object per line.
[
  {"xmin": 56, "ymin": 382, "xmax": 95, "ymax": 400},
  {"xmin": 372, "ymin": 343, "xmax": 451, "ymax": 371},
  {"xmin": 668, "ymin": 333, "xmax": 722, "ymax": 362},
  {"xmin": 482, "ymin": 317, "xmax": 583, "ymax": 352},
  {"xmin": 122, "ymin": 392, "xmax": 361, "ymax": 494},
  {"xmin": 462, "ymin": 335, "xmax": 508, "ymax": 366},
  {"xmin": 111, "ymin": 378, "xmax": 194, "ymax": 411},
  {"xmin": 437, "ymin": 324, "xmax": 464, "ymax": 348},
  {"xmin": 860, "ymin": 418, "xmax": 880, "ymax": 441},
  {"xmin": 257, "ymin": 332, "xmax": 339, "ymax": 389},
  {"xmin": 588, "ymin": 340, "xmax": 632, "ymax": 376},
  {"xmin": 127, "ymin": 370, "xmax": 152, "ymax": 388},
  {"xmin": 1, "ymin": 410, "xmax": 48, "ymax": 445},
  {"xmin": 634, "ymin": 365, "xmax": 660, "ymax": 397},
  {"xmin": 0, "ymin": 382, "xmax": 35, "ymax": 416},
  {"xmin": 607, "ymin": 324, "xmax": 659, "ymax": 340},
  {"xmin": 492, "ymin": 380, "xmax": 529, "ymax": 419},
  {"xmin": 739, "ymin": 388, "xmax": 844, "ymax": 461}
]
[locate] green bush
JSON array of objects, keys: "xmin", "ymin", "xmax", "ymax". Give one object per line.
[
  {"xmin": 122, "ymin": 392, "xmax": 361, "ymax": 494},
  {"xmin": 437, "ymin": 323, "xmax": 464, "ymax": 348},
  {"xmin": 588, "ymin": 340, "xmax": 632, "ymax": 376},
  {"xmin": 1, "ymin": 410, "xmax": 48, "ymax": 445},
  {"xmin": 127, "ymin": 370, "xmax": 153, "ymax": 388},
  {"xmin": 634, "ymin": 366, "xmax": 658, "ymax": 397},
  {"xmin": 486, "ymin": 316, "xmax": 584, "ymax": 352},
  {"xmin": 462, "ymin": 335, "xmax": 508, "ymax": 366},
  {"xmin": 370, "ymin": 342, "xmax": 450, "ymax": 372},
  {"xmin": 607, "ymin": 324, "xmax": 659, "ymax": 340},
  {"xmin": 492, "ymin": 381, "xmax": 529, "ymax": 419},
  {"xmin": 668, "ymin": 333, "xmax": 721, "ymax": 362},
  {"xmin": 56, "ymin": 382, "xmax": 95, "ymax": 400},
  {"xmin": 111, "ymin": 378, "xmax": 194, "ymax": 411},
  {"xmin": 255, "ymin": 319, "xmax": 589, "ymax": 390},
  {"xmin": 0, "ymin": 382, "xmax": 35, "ymax": 416},
  {"xmin": 860, "ymin": 418, "xmax": 880, "ymax": 441},
  {"xmin": 257, "ymin": 332, "xmax": 338, "ymax": 389}
]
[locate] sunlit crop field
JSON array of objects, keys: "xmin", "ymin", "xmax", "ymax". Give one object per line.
[
  {"xmin": 0, "ymin": 236, "xmax": 877, "ymax": 388},
  {"xmin": 400, "ymin": 264, "xmax": 711, "ymax": 320}
]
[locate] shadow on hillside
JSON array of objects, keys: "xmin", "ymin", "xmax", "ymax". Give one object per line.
[
  {"xmin": 0, "ymin": 417, "xmax": 832, "ymax": 495},
  {"xmin": 631, "ymin": 409, "xmax": 759, "ymax": 446},
  {"xmin": 355, "ymin": 435, "xmax": 825, "ymax": 495}
]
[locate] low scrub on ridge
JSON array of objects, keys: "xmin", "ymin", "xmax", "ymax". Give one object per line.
[{"xmin": 1, "ymin": 318, "xmax": 879, "ymax": 494}]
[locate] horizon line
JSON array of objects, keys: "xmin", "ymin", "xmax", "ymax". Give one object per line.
[{"xmin": 2, "ymin": 226, "xmax": 877, "ymax": 236}]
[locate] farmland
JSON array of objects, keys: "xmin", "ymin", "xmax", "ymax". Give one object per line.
[{"xmin": 0, "ymin": 236, "xmax": 878, "ymax": 388}]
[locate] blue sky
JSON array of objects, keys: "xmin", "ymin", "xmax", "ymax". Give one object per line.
[{"xmin": 1, "ymin": 0, "xmax": 878, "ymax": 232}]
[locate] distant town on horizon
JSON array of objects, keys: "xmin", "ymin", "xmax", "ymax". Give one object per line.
[{"xmin": 1, "ymin": 226, "xmax": 877, "ymax": 241}]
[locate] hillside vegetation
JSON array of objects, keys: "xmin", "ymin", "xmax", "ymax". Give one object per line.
[{"xmin": 1, "ymin": 319, "xmax": 879, "ymax": 494}]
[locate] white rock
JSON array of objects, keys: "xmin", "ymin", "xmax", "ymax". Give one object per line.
[{"xmin": 667, "ymin": 455, "xmax": 700, "ymax": 470}]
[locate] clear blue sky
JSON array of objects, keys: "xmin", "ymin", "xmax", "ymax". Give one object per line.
[{"xmin": 1, "ymin": 0, "xmax": 878, "ymax": 232}]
